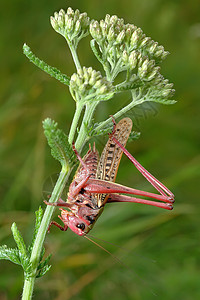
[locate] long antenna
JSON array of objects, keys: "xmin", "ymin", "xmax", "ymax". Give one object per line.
[
  {"xmin": 84, "ymin": 235, "xmax": 127, "ymax": 267},
  {"xmin": 87, "ymin": 233, "xmax": 129, "ymax": 252}
]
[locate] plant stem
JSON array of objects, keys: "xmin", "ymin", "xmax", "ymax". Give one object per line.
[
  {"xmin": 94, "ymin": 98, "xmax": 144, "ymax": 133},
  {"xmin": 21, "ymin": 167, "xmax": 72, "ymax": 300},
  {"xmin": 75, "ymin": 102, "xmax": 98, "ymax": 152},
  {"xmin": 68, "ymin": 42, "xmax": 81, "ymax": 70},
  {"xmin": 22, "ymin": 277, "xmax": 34, "ymax": 300},
  {"xmin": 68, "ymin": 102, "xmax": 84, "ymax": 145}
]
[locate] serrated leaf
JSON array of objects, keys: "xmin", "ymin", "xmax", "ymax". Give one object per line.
[
  {"xmin": 0, "ymin": 246, "xmax": 21, "ymax": 265},
  {"xmin": 115, "ymin": 80, "xmax": 142, "ymax": 93},
  {"xmin": 36, "ymin": 264, "xmax": 51, "ymax": 278},
  {"xmin": 128, "ymin": 131, "xmax": 141, "ymax": 141},
  {"xmin": 28, "ymin": 207, "xmax": 43, "ymax": 253},
  {"xmin": 11, "ymin": 223, "xmax": 27, "ymax": 259},
  {"xmin": 146, "ymin": 98, "xmax": 177, "ymax": 105},
  {"xmin": 20, "ymin": 255, "xmax": 32, "ymax": 273},
  {"xmin": 43, "ymin": 118, "xmax": 75, "ymax": 168},
  {"xmin": 86, "ymin": 92, "xmax": 114, "ymax": 102},
  {"xmin": 90, "ymin": 39, "xmax": 104, "ymax": 65},
  {"xmin": 37, "ymin": 253, "xmax": 52, "ymax": 271},
  {"xmin": 39, "ymin": 247, "xmax": 45, "ymax": 263},
  {"xmin": 23, "ymin": 44, "xmax": 70, "ymax": 86}
]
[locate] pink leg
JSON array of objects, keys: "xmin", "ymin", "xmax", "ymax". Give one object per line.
[
  {"xmin": 111, "ymin": 136, "xmax": 174, "ymax": 201},
  {"xmin": 84, "ymin": 179, "xmax": 174, "ymax": 203},
  {"xmin": 44, "ymin": 199, "xmax": 72, "ymax": 208},
  {"xmin": 47, "ymin": 220, "xmax": 68, "ymax": 232},
  {"xmin": 107, "ymin": 193, "xmax": 173, "ymax": 210},
  {"xmin": 69, "ymin": 143, "xmax": 92, "ymax": 198}
]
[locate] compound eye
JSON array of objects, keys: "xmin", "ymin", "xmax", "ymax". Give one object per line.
[{"xmin": 76, "ymin": 223, "xmax": 85, "ymax": 230}]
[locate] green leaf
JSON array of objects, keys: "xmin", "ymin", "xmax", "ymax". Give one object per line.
[
  {"xmin": 115, "ymin": 80, "xmax": 143, "ymax": 93},
  {"xmin": 11, "ymin": 223, "xmax": 27, "ymax": 259},
  {"xmin": 37, "ymin": 253, "xmax": 52, "ymax": 271},
  {"xmin": 21, "ymin": 256, "xmax": 32, "ymax": 277},
  {"xmin": 145, "ymin": 98, "xmax": 177, "ymax": 105},
  {"xmin": 128, "ymin": 130, "xmax": 141, "ymax": 141},
  {"xmin": 28, "ymin": 207, "xmax": 43, "ymax": 253},
  {"xmin": 43, "ymin": 118, "xmax": 75, "ymax": 168},
  {"xmin": 36, "ymin": 264, "xmax": 51, "ymax": 278},
  {"xmin": 23, "ymin": 44, "xmax": 70, "ymax": 86},
  {"xmin": 35, "ymin": 251, "xmax": 52, "ymax": 278},
  {"xmin": 90, "ymin": 39, "xmax": 104, "ymax": 65},
  {"xmin": 87, "ymin": 92, "xmax": 114, "ymax": 102},
  {"xmin": 0, "ymin": 245, "xmax": 21, "ymax": 265}
]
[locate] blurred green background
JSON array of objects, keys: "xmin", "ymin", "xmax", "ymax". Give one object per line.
[{"xmin": 0, "ymin": 0, "xmax": 200, "ymax": 299}]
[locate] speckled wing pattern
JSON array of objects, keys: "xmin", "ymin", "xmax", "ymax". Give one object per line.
[{"xmin": 96, "ymin": 118, "xmax": 133, "ymax": 207}]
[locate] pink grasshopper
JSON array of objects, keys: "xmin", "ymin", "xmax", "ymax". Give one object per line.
[{"xmin": 45, "ymin": 117, "xmax": 174, "ymax": 236}]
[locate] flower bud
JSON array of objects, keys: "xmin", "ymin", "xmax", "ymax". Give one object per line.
[
  {"xmin": 105, "ymin": 14, "xmax": 111, "ymax": 24},
  {"xmin": 130, "ymin": 28, "xmax": 143, "ymax": 48},
  {"xmin": 75, "ymin": 20, "xmax": 81, "ymax": 34},
  {"xmin": 107, "ymin": 26, "xmax": 115, "ymax": 43},
  {"xmin": 122, "ymin": 50, "xmax": 129, "ymax": 63},
  {"xmin": 140, "ymin": 36, "xmax": 150, "ymax": 48},
  {"xmin": 99, "ymin": 85, "xmax": 107, "ymax": 94},
  {"xmin": 50, "ymin": 17, "xmax": 59, "ymax": 31},
  {"xmin": 67, "ymin": 7, "xmax": 74, "ymax": 15},
  {"xmin": 70, "ymin": 67, "xmax": 113, "ymax": 102},
  {"xmin": 67, "ymin": 18, "xmax": 74, "ymax": 32},
  {"xmin": 129, "ymin": 51, "xmax": 138, "ymax": 70},
  {"xmin": 147, "ymin": 66, "xmax": 160, "ymax": 81},
  {"xmin": 149, "ymin": 41, "xmax": 158, "ymax": 54},
  {"xmin": 110, "ymin": 15, "xmax": 118, "ymax": 25},
  {"xmin": 116, "ymin": 30, "xmax": 125, "ymax": 44}
]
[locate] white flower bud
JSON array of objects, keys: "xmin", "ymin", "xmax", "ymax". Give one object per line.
[
  {"xmin": 147, "ymin": 66, "xmax": 160, "ymax": 81},
  {"xmin": 122, "ymin": 50, "xmax": 129, "ymax": 63},
  {"xmin": 140, "ymin": 36, "xmax": 150, "ymax": 47},
  {"xmin": 129, "ymin": 51, "xmax": 138, "ymax": 69},
  {"xmin": 105, "ymin": 14, "xmax": 111, "ymax": 24},
  {"xmin": 74, "ymin": 20, "xmax": 81, "ymax": 34},
  {"xmin": 107, "ymin": 26, "xmax": 115, "ymax": 43},
  {"xmin": 67, "ymin": 7, "xmax": 74, "ymax": 15},
  {"xmin": 57, "ymin": 15, "xmax": 64, "ymax": 28},
  {"xmin": 116, "ymin": 30, "xmax": 125, "ymax": 44},
  {"xmin": 67, "ymin": 18, "xmax": 74, "ymax": 32},
  {"xmin": 99, "ymin": 85, "xmax": 107, "ymax": 94},
  {"xmin": 110, "ymin": 15, "xmax": 118, "ymax": 25},
  {"xmin": 94, "ymin": 80, "xmax": 102, "ymax": 89},
  {"xmin": 50, "ymin": 17, "xmax": 58, "ymax": 31},
  {"xmin": 149, "ymin": 41, "xmax": 158, "ymax": 54},
  {"xmin": 131, "ymin": 28, "xmax": 143, "ymax": 48}
]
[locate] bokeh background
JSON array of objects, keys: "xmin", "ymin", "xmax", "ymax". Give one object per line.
[{"xmin": 0, "ymin": 0, "xmax": 200, "ymax": 299}]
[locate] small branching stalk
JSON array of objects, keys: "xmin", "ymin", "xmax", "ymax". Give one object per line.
[{"xmin": 0, "ymin": 6, "xmax": 175, "ymax": 300}]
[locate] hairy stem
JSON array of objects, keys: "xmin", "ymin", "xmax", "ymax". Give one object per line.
[
  {"xmin": 22, "ymin": 166, "xmax": 72, "ymax": 300},
  {"xmin": 94, "ymin": 98, "xmax": 144, "ymax": 133},
  {"xmin": 68, "ymin": 42, "xmax": 81, "ymax": 70},
  {"xmin": 68, "ymin": 102, "xmax": 84, "ymax": 145},
  {"xmin": 75, "ymin": 102, "xmax": 98, "ymax": 152},
  {"xmin": 22, "ymin": 277, "xmax": 34, "ymax": 300}
]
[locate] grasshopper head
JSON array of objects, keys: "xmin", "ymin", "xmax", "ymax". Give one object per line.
[{"xmin": 60, "ymin": 209, "xmax": 90, "ymax": 236}]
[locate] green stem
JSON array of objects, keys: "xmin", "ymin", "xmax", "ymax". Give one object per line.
[
  {"xmin": 22, "ymin": 277, "xmax": 34, "ymax": 300},
  {"xmin": 75, "ymin": 102, "xmax": 98, "ymax": 152},
  {"xmin": 68, "ymin": 102, "xmax": 84, "ymax": 145},
  {"xmin": 95, "ymin": 98, "xmax": 144, "ymax": 133},
  {"xmin": 68, "ymin": 42, "xmax": 81, "ymax": 70},
  {"xmin": 21, "ymin": 167, "xmax": 72, "ymax": 300},
  {"xmin": 110, "ymin": 58, "xmax": 122, "ymax": 81}
]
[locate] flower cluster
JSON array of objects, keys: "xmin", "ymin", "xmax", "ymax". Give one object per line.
[
  {"xmin": 90, "ymin": 14, "xmax": 168, "ymax": 64},
  {"xmin": 50, "ymin": 7, "xmax": 90, "ymax": 46},
  {"xmin": 69, "ymin": 67, "xmax": 114, "ymax": 102},
  {"xmin": 122, "ymin": 50, "xmax": 160, "ymax": 81},
  {"xmin": 151, "ymin": 76, "xmax": 175, "ymax": 99}
]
